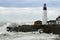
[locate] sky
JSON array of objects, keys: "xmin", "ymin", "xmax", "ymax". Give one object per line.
[{"xmin": 0, "ymin": 0, "xmax": 60, "ymax": 24}]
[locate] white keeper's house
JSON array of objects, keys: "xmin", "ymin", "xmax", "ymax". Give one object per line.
[
  {"xmin": 56, "ymin": 16, "xmax": 60, "ymax": 24},
  {"xmin": 47, "ymin": 15, "xmax": 60, "ymax": 25}
]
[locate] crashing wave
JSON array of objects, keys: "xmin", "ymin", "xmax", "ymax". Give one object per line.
[{"xmin": 0, "ymin": 23, "xmax": 12, "ymax": 35}]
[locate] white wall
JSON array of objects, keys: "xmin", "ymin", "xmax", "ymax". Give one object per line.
[{"xmin": 56, "ymin": 21, "xmax": 60, "ymax": 24}]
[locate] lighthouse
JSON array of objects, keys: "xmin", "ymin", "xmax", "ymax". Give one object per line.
[{"xmin": 42, "ymin": 3, "xmax": 47, "ymax": 25}]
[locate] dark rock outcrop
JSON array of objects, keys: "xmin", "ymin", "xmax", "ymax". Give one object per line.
[{"xmin": 6, "ymin": 24, "xmax": 60, "ymax": 34}]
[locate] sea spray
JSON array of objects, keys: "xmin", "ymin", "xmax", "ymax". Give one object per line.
[{"xmin": 0, "ymin": 22, "xmax": 14, "ymax": 36}]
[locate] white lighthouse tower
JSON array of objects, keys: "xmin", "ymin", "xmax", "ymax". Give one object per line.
[{"xmin": 42, "ymin": 3, "xmax": 47, "ymax": 25}]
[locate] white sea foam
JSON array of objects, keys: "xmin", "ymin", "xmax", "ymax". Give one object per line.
[
  {"xmin": 0, "ymin": 23, "xmax": 11, "ymax": 34},
  {"xmin": 0, "ymin": 22, "xmax": 59, "ymax": 40}
]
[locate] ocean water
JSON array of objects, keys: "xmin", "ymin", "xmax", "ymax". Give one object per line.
[{"xmin": 0, "ymin": 22, "xmax": 59, "ymax": 40}]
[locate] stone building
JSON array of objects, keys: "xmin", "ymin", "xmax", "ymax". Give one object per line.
[
  {"xmin": 34, "ymin": 20, "xmax": 42, "ymax": 26},
  {"xmin": 34, "ymin": 20, "xmax": 42, "ymax": 29}
]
